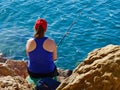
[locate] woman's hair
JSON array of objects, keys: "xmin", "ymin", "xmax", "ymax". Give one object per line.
[{"xmin": 34, "ymin": 25, "xmax": 45, "ymax": 39}]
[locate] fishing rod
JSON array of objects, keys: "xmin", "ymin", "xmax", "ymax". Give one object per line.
[
  {"xmin": 56, "ymin": 1, "xmax": 91, "ymax": 47},
  {"xmin": 57, "ymin": 13, "xmax": 81, "ymax": 47}
]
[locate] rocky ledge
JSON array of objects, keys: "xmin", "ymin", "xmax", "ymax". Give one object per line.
[
  {"xmin": 0, "ymin": 44, "xmax": 120, "ymax": 90},
  {"xmin": 57, "ymin": 44, "xmax": 120, "ymax": 90},
  {"xmin": 0, "ymin": 52, "xmax": 72, "ymax": 89}
]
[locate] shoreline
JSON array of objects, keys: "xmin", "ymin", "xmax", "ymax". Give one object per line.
[{"xmin": 1, "ymin": 44, "xmax": 120, "ymax": 90}]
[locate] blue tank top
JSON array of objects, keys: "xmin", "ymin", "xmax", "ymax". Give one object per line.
[{"xmin": 28, "ymin": 37, "xmax": 55, "ymax": 73}]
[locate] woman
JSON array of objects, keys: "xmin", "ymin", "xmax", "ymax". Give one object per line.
[{"xmin": 26, "ymin": 18, "xmax": 58, "ymax": 79}]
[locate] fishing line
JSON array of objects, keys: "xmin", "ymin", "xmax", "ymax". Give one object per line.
[
  {"xmin": 57, "ymin": 13, "xmax": 82, "ymax": 47},
  {"xmin": 57, "ymin": 5, "xmax": 89, "ymax": 47}
]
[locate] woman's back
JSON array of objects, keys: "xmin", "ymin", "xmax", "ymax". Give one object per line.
[{"xmin": 27, "ymin": 37, "xmax": 55, "ymax": 73}]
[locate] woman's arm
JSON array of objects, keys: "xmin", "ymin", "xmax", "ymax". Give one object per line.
[
  {"xmin": 43, "ymin": 39, "xmax": 57, "ymax": 61},
  {"xmin": 52, "ymin": 44, "xmax": 57, "ymax": 61}
]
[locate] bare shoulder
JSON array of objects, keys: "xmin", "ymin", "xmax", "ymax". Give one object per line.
[
  {"xmin": 27, "ymin": 38, "xmax": 34, "ymax": 44},
  {"xmin": 26, "ymin": 38, "xmax": 36, "ymax": 46},
  {"xmin": 45, "ymin": 38, "xmax": 56, "ymax": 45},
  {"xmin": 43, "ymin": 38, "xmax": 57, "ymax": 52},
  {"xmin": 26, "ymin": 38, "xmax": 36, "ymax": 52}
]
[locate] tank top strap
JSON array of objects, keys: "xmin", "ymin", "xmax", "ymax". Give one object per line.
[{"xmin": 34, "ymin": 37, "xmax": 48, "ymax": 47}]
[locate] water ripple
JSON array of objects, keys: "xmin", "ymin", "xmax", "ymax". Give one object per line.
[{"xmin": 0, "ymin": 0, "xmax": 120, "ymax": 69}]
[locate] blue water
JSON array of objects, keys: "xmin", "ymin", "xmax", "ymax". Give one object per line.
[{"xmin": 0, "ymin": 0, "xmax": 120, "ymax": 70}]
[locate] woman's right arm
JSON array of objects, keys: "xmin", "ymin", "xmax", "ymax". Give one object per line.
[
  {"xmin": 43, "ymin": 39, "xmax": 57, "ymax": 61},
  {"xmin": 52, "ymin": 42, "xmax": 57, "ymax": 61}
]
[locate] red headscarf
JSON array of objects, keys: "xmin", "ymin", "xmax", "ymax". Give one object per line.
[{"xmin": 35, "ymin": 18, "xmax": 47, "ymax": 31}]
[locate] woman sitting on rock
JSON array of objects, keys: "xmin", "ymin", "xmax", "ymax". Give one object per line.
[{"xmin": 26, "ymin": 18, "xmax": 58, "ymax": 84}]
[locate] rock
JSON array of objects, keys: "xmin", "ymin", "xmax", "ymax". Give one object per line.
[
  {"xmin": 57, "ymin": 68, "xmax": 72, "ymax": 82},
  {"xmin": 0, "ymin": 63, "xmax": 14, "ymax": 76},
  {"xmin": 57, "ymin": 68, "xmax": 72, "ymax": 77},
  {"xmin": 57, "ymin": 44, "xmax": 120, "ymax": 90},
  {"xmin": 0, "ymin": 52, "xmax": 7, "ymax": 63},
  {"xmin": 0, "ymin": 76, "xmax": 32, "ymax": 90},
  {"xmin": 5, "ymin": 60, "xmax": 28, "ymax": 78},
  {"xmin": 0, "ymin": 60, "xmax": 28, "ymax": 78}
]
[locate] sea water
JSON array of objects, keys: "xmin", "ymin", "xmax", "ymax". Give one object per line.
[{"xmin": 0, "ymin": 0, "xmax": 120, "ymax": 69}]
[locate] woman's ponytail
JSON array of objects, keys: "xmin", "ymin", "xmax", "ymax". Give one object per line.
[{"xmin": 34, "ymin": 25, "xmax": 45, "ymax": 39}]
